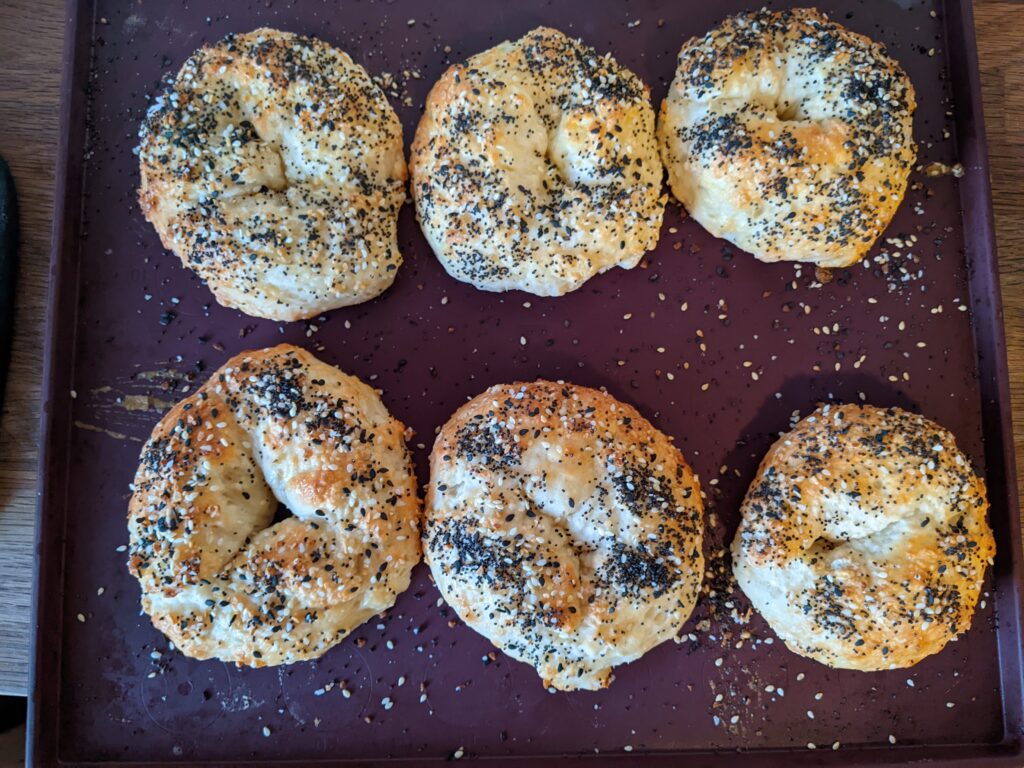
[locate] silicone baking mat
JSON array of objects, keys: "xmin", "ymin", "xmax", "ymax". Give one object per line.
[{"xmin": 29, "ymin": 0, "xmax": 1023, "ymax": 764}]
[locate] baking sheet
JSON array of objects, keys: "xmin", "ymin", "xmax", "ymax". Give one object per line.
[{"xmin": 29, "ymin": 0, "xmax": 1024, "ymax": 764}]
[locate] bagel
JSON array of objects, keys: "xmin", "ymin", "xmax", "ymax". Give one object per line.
[
  {"xmin": 658, "ymin": 8, "xmax": 916, "ymax": 268},
  {"xmin": 731, "ymin": 404, "xmax": 994, "ymax": 671},
  {"xmin": 410, "ymin": 27, "xmax": 666, "ymax": 296},
  {"xmin": 127, "ymin": 344, "xmax": 421, "ymax": 666},
  {"xmin": 424, "ymin": 381, "xmax": 704, "ymax": 690},
  {"xmin": 138, "ymin": 29, "xmax": 407, "ymax": 321}
]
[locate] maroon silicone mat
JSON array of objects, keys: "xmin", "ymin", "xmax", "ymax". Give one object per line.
[{"xmin": 28, "ymin": 0, "xmax": 1024, "ymax": 765}]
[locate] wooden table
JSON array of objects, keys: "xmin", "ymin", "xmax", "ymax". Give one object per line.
[{"xmin": 0, "ymin": 1, "xmax": 1020, "ymax": 698}]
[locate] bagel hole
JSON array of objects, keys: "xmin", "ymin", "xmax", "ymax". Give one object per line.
[
  {"xmin": 543, "ymin": 136, "xmax": 568, "ymax": 186},
  {"xmin": 805, "ymin": 536, "xmax": 839, "ymax": 559},
  {"xmin": 271, "ymin": 500, "xmax": 293, "ymax": 525},
  {"xmin": 775, "ymin": 100, "xmax": 801, "ymax": 121},
  {"xmin": 238, "ymin": 117, "xmax": 290, "ymax": 192}
]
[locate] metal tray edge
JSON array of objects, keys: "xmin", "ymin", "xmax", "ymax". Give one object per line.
[
  {"xmin": 945, "ymin": 0, "xmax": 1024, "ymax": 752},
  {"xmin": 23, "ymin": 0, "xmax": 1024, "ymax": 765},
  {"xmin": 27, "ymin": 0, "xmax": 92, "ymax": 765}
]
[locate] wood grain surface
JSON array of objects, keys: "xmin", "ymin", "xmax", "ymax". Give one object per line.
[
  {"xmin": 0, "ymin": 0, "xmax": 65, "ymax": 697},
  {"xmin": 0, "ymin": 0, "xmax": 1019, "ymax": 698}
]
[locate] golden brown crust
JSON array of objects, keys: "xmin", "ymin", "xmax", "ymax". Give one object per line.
[
  {"xmin": 424, "ymin": 381, "xmax": 704, "ymax": 690},
  {"xmin": 731, "ymin": 404, "xmax": 994, "ymax": 671},
  {"xmin": 411, "ymin": 27, "xmax": 665, "ymax": 296},
  {"xmin": 658, "ymin": 8, "xmax": 916, "ymax": 268},
  {"xmin": 128, "ymin": 344, "xmax": 421, "ymax": 666},
  {"xmin": 138, "ymin": 29, "xmax": 407, "ymax": 321}
]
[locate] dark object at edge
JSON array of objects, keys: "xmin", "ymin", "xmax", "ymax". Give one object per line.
[{"xmin": 0, "ymin": 157, "xmax": 18, "ymax": 415}]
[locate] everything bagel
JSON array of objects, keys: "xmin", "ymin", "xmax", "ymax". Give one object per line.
[
  {"xmin": 127, "ymin": 345, "xmax": 420, "ymax": 666},
  {"xmin": 411, "ymin": 27, "xmax": 666, "ymax": 296},
  {"xmin": 732, "ymin": 404, "xmax": 994, "ymax": 670},
  {"xmin": 659, "ymin": 8, "xmax": 916, "ymax": 268},
  {"xmin": 424, "ymin": 381, "xmax": 704, "ymax": 690},
  {"xmin": 138, "ymin": 29, "xmax": 407, "ymax": 321}
]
